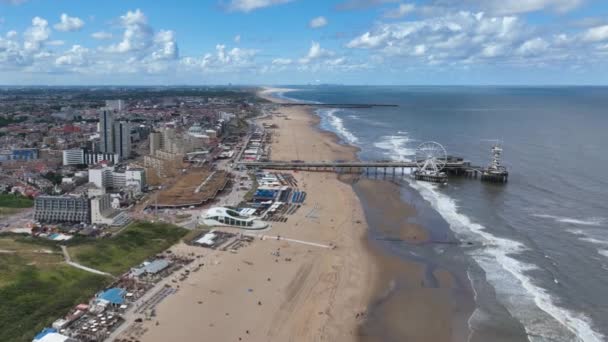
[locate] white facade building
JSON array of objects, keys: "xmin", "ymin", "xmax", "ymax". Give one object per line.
[
  {"xmin": 90, "ymin": 194, "xmax": 130, "ymax": 226},
  {"xmin": 200, "ymin": 207, "xmax": 268, "ymax": 230},
  {"xmin": 62, "ymin": 149, "xmax": 85, "ymax": 166}
]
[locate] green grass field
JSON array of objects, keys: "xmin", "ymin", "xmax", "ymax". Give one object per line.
[
  {"xmin": 0, "ymin": 221, "xmax": 187, "ymax": 342},
  {"xmin": 0, "ymin": 194, "xmax": 34, "ymax": 208},
  {"xmin": 69, "ymin": 221, "xmax": 188, "ymax": 275},
  {"xmin": 0, "ymin": 237, "xmax": 109, "ymax": 342}
]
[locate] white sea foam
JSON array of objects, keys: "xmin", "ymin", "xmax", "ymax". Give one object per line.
[
  {"xmin": 533, "ymin": 214, "xmax": 606, "ymax": 227},
  {"xmin": 408, "ymin": 180, "xmax": 605, "ymax": 342},
  {"xmin": 374, "ymin": 134, "xmax": 416, "ymax": 161},
  {"xmin": 319, "ymin": 108, "xmax": 359, "ymax": 144},
  {"xmin": 568, "ymin": 230, "xmax": 608, "ymax": 260}
]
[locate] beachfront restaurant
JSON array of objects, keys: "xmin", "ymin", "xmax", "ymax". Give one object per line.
[{"xmin": 200, "ymin": 207, "xmax": 268, "ymax": 230}]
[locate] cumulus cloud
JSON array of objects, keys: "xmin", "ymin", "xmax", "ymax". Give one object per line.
[
  {"xmin": 345, "ymin": 10, "xmax": 608, "ymax": 69},
  {"xmin": 227, "ymin": 0, "xmax": 293, "ymax": 13},
  {"xmin": 299, "ymin": 41, "xmax": 333, "ymax": 64},
  {"xmin": 427, "ymin": 0, "xmax": 584, "ymax": 15},
  {"xmin": 55, "ymin": 45, "xmax": 89, "ymax": 66},
  {"xmin": 383, "ymin": 3, "xmax": 415, "ymax": 18},
  {"xmin": 152, "ymin": 30, "xmax": 178, "ymax": 60},
  {"xmin": 91, "ymin": 31, "xmax": 113, "ymax": 40},
  {"xmin": 106, "ymin": 9, "xmax": 153, "ymax": 54},
  {"xmin": 23, "ymin": 16, "xmax": 50, "ymax": 51},
  {"xmin": 181, "ymin": 44, "xmax": 257, "ymax": 72},
  {"xmin": 54, "ymin": 13, "xmax": 84, "ymax": 32},
  {"xmin": 309, "ymin": 16, "xmax": 328, "ymax": 29},
  {"xmin": 583, "ymin": 25, "xmax": 608, "ymax": 42},
  {"xmin": 272, "ymin": 58, "xmax": 292, "ymax": 65},
  {"xmin": 347, "ymin": 11, "xmax": 525, "ymax": 61}
]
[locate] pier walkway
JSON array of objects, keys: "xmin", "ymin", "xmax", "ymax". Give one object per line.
[{"xmin": 239, "ymin": 160, "xmax": 480, "ymax": 173}]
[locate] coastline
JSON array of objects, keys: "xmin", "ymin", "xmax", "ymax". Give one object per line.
[
  {"xmin": 260, "ymin": 87, "xmax": 474, "ymax": 341},
  {"xmin": 137, "ymin": 88, "xmax": 377, "ymax": 341}
]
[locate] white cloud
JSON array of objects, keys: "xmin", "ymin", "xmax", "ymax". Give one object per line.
[
  {"xmin": 428, "ymin": 0, "xmax": 583, "ymax": 15},
  {"xmin": 517, "ymin": 37, "xmax": 549, "ymax": 56},
  {"xmin": 234, "ymin": 34, "xmax": 241, "ymax": 43},
  {"xmin": 23, "ymin": 16, "xmax": 50, "ymax": 51},
  {"xmin": 383, "ymin": 3, "xmax": 415, "ymax": 19},
  {"xmin": 6, "ymin": 30, "xmax": 18, "ymax": 39},
  {"xmin": 227, "ymin": 0, "xmax": 293, "ymax": 13},
  {"xmin": 181, "ymin": 43, "xmax": 257, "ymax": 72},
  {"xmin": 54, "ymin": 13, "xmax": 84, "ymax": 32},
  {"xmin": 272, "ymin": 58, "xmax": 292, "ymax": 65},
  {"xmin": 347, "ymin": 11, "xmax": 525, "ymax": 62},
  {"xmin": 299, "ymin": 41, "xmax": 333, "ymax": 64},
  {"xmin": 106, "ymin": 9, "xmax": 152, "ymax": 53},
  {"xmin": 583, "ymin": 25, "xmax": 608, "ymax": 42},
  {"xmin": 55, "ymin": 45, "xmax": 89, "ymax": 66},
  {"xmin": 152, "ymin": 30, "xmax": 178, "ymax": 60},
  {"xmin": 91, "ymin": 31, "xmax": 113, "ymax": 40},
  {"xmin": 346, "ymin": 31, "xmax": 390, "ymax": 49},
  {"xmin": 309, "ymin": 16, "xmax": 328, "ymax": 29}
]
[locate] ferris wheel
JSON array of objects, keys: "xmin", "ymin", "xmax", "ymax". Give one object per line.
[{"xmin": 415, "ymin": 141, "xmax": 447, "ymax": 173}]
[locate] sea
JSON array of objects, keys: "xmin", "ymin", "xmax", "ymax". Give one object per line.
[{"xmin": 274, "ymin": 86, "xmax": 608, "ymax": 342}]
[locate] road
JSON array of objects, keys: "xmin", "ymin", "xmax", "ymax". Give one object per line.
[{"xmin": 61, "ymin": 245, "xmax": 115, "ymax": 277}]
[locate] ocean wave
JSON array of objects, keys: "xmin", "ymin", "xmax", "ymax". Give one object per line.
[
  {"xmin": 408, "ymin": 181, "xmax": 605, "ymax": 342},
  {"xmin": 317, "ymin": 108, "xmax": 359, "ymax": 145},
  {"xmin": 533, "ymin": 214, "xmax": 606, "ymax": 227},
  {"xmin": 374, "ymin": 134, "xmax": 416, "ymax": 162}
]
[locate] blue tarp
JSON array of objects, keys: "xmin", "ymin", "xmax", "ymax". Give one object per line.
[
  {"xmin": 254, "ymin": 189, "xmax": 277, "ymax": 199},
  {"xmin": 34, "ymin": 328, "xmax": 57, "ymax": 341},
  {"xmin": 98, "ymin": 287, "xmax": 126, "ymax": 305}
]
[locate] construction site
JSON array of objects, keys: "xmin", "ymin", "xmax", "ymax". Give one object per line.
[{"xmin": 153, "ymin": 169, "xmax": 229, "ymax": 208}]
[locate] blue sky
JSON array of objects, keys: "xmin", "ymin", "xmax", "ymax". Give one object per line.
[{"xmin": 1, "ymin": 0, "xmax": 607, "ymax": 85}]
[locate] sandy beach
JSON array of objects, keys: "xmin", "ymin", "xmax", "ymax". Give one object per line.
[
  {"xmin": 136, "ymin": 88, "xmax": 377, "ymax": 342},
  {"xmin": 131, "ymin": 87, "xmax": 469, "ymax": 342}
]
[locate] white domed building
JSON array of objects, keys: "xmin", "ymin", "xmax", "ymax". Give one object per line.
[{"xmin": 200, "ymin": 207, "xmax": 268, "ymax": 230}]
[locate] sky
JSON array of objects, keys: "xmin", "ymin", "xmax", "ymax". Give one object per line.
[{"xmin": 0, "ymin": 0, "xmax": 608, "ymax": 85}]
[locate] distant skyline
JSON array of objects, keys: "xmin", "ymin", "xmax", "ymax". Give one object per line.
[{"xmin": 1, "ymin": 0, "xmax": 608, "ymax": 85}]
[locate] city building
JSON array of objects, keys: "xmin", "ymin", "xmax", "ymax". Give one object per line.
[
  {"xmin": 99, "ymin": 108, "xmax": 114, "ymax": 154},
  {"xmin": 63, "ymin": 149, "xmax": 119, "ymax": 166},
  {"xmin": 90, "ymin": 193, "xmax": 130, "ymax": 226},
  {"xmin": 105, "ymin": 99, "xmax": 125, "ymax": 111},
  {"xmin": 149, "ymin": 131, "xmax": 162, "ymax": 155},
  {"xmin": 34, "ymin": 195, "xmax": 90, "ymax": 223},
  {"xmin": 113, "ymin": 121, "xmax": 131, "ymax": 160},
  {"xmin": 89, "ymin": 165, "xmax": 146, "ymax": 192},
  {"xmin": 62, "ymin": 149, "xmax": 85, "ymax": 166},
  {"xmin": 11, "ymin": 148, "xmax": 39, "ymax": 160}
]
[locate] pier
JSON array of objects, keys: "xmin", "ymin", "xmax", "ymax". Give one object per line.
[
  {"xmin": 240, "ymin": 158, "xmax": 479, "ymax": 175},
  {"xmin": 239, "ymin": 141, "xmax": 509, "ymax": 184}
]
